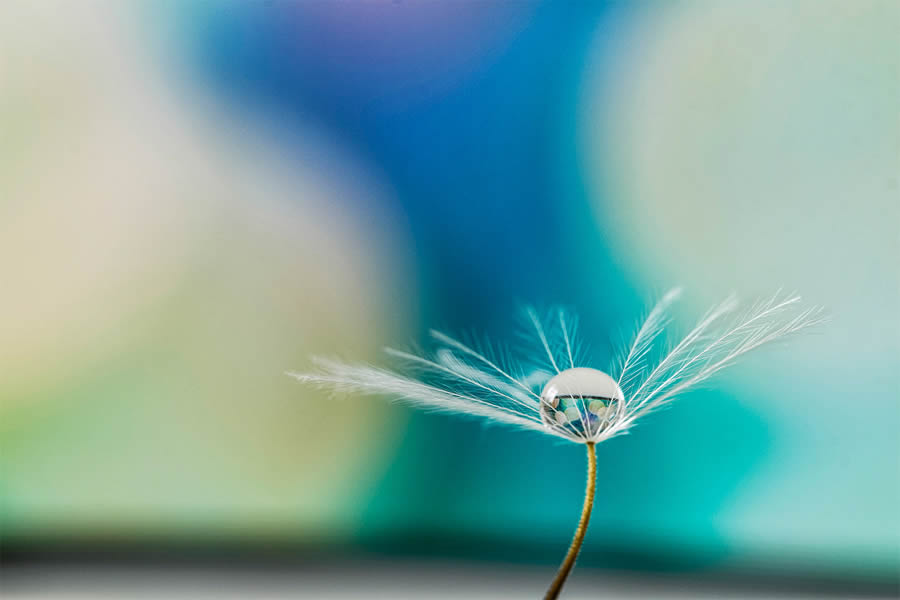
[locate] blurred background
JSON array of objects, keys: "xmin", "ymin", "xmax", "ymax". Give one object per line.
[{"xmin": 1, "ymin": 1, "xmax": 898, "ymax": 598}]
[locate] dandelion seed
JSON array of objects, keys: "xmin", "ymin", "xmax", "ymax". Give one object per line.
[{"xmin": 288, "ymin": 289, "xmax": 825, "ymax": 599}]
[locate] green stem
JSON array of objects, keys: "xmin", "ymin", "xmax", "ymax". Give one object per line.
[{"xmin": 544, "ymin": 442, "xmax": 597, "ymax": 600}]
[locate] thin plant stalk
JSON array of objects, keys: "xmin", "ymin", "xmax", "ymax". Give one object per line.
[{"xmin": 544, "ymin": 442, "xmax": 597, "ymax": 600}]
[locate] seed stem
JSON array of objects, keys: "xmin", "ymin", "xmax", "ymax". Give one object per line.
[{"xmin": 544, "ymin": 442, "xmax": 597, "ymax": 600}]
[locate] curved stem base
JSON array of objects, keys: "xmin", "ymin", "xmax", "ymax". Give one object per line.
[{"xmin": 544, "ymin": 442, "xmax": 597, "ymax": 600}]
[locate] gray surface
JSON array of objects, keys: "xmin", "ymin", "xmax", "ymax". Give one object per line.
[{"xmin": 3, "ymin": 561, "xmax": 895, "ymax": 600}]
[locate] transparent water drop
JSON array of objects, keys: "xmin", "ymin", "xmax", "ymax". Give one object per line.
[{"xmin": 540, "ymin": 368, "xmax": 623, "ymax": 438}]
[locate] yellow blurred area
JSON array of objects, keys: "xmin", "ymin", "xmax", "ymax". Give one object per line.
[{"xmin": 0, "ymin": 3, "xmax": 414, "ymax": 540}]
